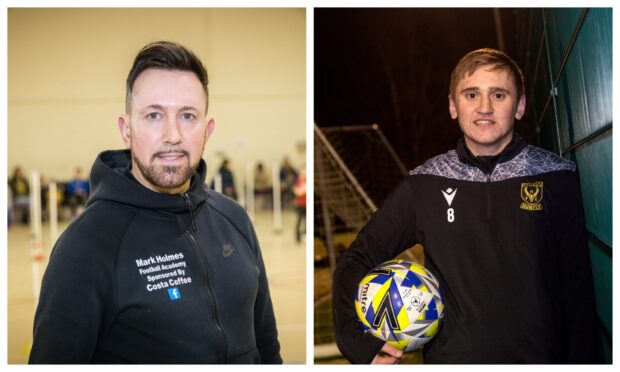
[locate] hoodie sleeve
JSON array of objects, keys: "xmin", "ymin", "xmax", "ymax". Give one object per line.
[
  {"xmin": 249, "ymin": 226, "xmax": 282, "ymax": 364},
  {"xmin": 29, "ymin": 221, "xmax": 117, "ymax": 364},
  {"xmin": 332, "ymin": 177, "xmax": 419, "ymax": 364}
]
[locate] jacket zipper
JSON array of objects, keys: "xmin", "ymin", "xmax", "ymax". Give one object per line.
[
  {"xmin": 182, "ymin": 193, "xmax": 228, "ymax": 362},
  {"xmin": 184, "ymin": 193, "xmax": 198, "ymax": 232},
  {"xmin": 485, "ymin": 173, "xmax": 492, "ymax": 221}
]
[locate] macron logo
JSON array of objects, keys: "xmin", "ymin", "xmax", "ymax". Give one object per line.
[{"xmin": 441, "ymin": 188, "xmax": 457, "ymax": 207}]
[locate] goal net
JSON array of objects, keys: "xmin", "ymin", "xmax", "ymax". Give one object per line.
[{"xmin": 314, "ymin": 124, "xmax": 423, "ymax": 363}]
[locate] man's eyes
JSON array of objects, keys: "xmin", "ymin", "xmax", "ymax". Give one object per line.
[
  {"xmin": 464, "ymin": 92, "xmax": 477, "ymax": 100},
  {"xmin": 146, "ymin": 112, "xmax": 162, "ymax": 120},
  {"xmin": 144, "ymin": 112, "xmax": 196, "ymax": 120},
  {"xmin": 463, "ymin": 92, "xmax": 506, "ymax": 100},
  {"xmin": 180, "ymin": 113, "xmax": 196, "ymax": 120}
]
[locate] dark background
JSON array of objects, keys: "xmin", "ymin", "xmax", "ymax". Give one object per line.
[{"xmin": 315, "ymin": 8, "xmax": 535, "ymax": 169}]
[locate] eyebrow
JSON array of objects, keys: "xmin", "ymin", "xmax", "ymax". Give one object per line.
[
  {"xmin": 143, "ymin": 104, "xmax": 199, "ymax": 112},
  {"xmin": 459, "ymin": 86, "xmax": 512, "ymax": 94}
]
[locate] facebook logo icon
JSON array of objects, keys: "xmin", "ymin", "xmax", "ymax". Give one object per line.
[{"xmin": 167, "ymin": 287, "xmax": 181, "ymax": 301}]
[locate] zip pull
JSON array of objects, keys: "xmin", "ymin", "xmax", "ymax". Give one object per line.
[{"xmin": 182, "ymin": 193, "xmax": 197, "ymax": 232}]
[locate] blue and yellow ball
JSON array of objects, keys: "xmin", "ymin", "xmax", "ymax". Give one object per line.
[{"xmin": 355, "ymin": 260, "xmax": 445, "ymax": 352}]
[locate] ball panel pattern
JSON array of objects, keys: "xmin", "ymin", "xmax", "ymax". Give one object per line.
[{"xmin": 355, "ymin": 260, "xmax": 445, "ymax": 352}]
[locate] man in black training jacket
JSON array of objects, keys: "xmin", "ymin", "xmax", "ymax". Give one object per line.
[
  {"xmin": 333, "ymin": 48, "xmax": 600, "ymax": 364},
  {"xmin": 30, "ymin": 41, "xmax": 281, "ymax": 364}
]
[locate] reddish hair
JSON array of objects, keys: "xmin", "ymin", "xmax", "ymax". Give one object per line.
[{"xmin": 449, "ymin": 48, "xmax": 525, "ymax": 99}]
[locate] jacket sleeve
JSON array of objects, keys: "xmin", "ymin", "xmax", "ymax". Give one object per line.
[
  {"xmin": 29, "ymin": 224, "xmax": 116, "ymax": 364},
  {"xmin": 556, "ymin": 170, "xmax": 602, "ymax": 363},
  {"xmin": 250, "ymin": 228, "xmax": 283, "ymax": 364},
  {"xmin": 332, "ymin": 178, "xmax": 419, "ymax": 364}
]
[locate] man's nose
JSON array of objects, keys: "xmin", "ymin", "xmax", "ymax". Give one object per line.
[
  {"xmin": 477, "ymin": 95, "xmax": 493, "ymax": 114},
  {"xmin": 163, "ymin": 118, "xmax": 182, "ymax": 145}
]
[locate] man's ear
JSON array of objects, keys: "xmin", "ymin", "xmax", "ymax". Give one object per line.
[
  {"xmin": 118, "ymin": 115, "xmax": 131, "ymax": 148},
  {"xmin": 204, "ymin": 117, "xmax": 215, "ymax": 143},
  {"xmin": 449, "ymin": 95, "xmax": 458, "ymax": 119},
  {"xmin": 515, "ymin": 95, "xmax": 526, "ymax": 120}
]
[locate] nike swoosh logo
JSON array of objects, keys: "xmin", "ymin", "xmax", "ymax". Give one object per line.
[
  {"xmin": 441, "ymin": 188, "xmax": 457, "ymax": 206},
  {"xmin": 222, "ymin": 244, "xmax": 234, "ymax": 257}
]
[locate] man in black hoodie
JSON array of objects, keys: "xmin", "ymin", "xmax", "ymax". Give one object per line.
[
  {"xmin": 332, "ymin": 48, "xmax": 600, "ymax": 364},
  {"xmin": 30, "ymin": 41, "xmax": 281, "ymax": 364}
]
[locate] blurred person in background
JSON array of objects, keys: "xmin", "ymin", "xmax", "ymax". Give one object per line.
[
  {"xmin": 293, "ymin": 165, "xmax": 306, "ymax": 243},
  {"xmin": 8, "ymin": 166, "xmax": 30, "ymax": 224},
  {"xmin": 64, "ymin": 167, "xmax": 90, "ymax": 218},
  {"xmin": 39, "ymin": 176, "xmax": 49, "ymax": 221},
  {"xmin": 211, "ymin": 158, "xmax": 237, "ymax": 200},
  {"xmin": 279, "ymin": 156, "xmax": 298, "ymax": 209},
  {"xmin": 254, "ymin": 162, "xmax": 272, "ymax": 210},
  {"xmin": 8, "ymin": 181, "xmax": 14, "ymax": 227}
]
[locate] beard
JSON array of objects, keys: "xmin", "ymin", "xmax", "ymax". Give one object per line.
[{"xmin": 132, "ymin": 148, "xmax": 198, "ymax": 191}]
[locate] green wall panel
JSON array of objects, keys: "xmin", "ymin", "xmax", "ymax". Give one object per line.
[
  {"xmin": 601, "ymin": 332, "xmax": 612, "ymax": 365},
  {"xmin": 531, "ymin": 48, "xmax": 552, "ymax": 128},
  {"xmin": 546, "ymin": 8, "xmax": 582, "ymax": 78},
  {"xmin": 556, "ymin": 53, "xmax": 586, "ymax": 149},
  {"xmin": 577, "ymin": 8, "xmax": 613, "ymax": 131},
  {"xmin": 525, "ymin": 9, "xmax": 544, "ymax": 89},
  {"xmin": 588, "ymin": 237, "xmax": 612, "ymax": 337},
  {"xmin": 574, "ymin": 135, "xmax": 612, "ymax": 245},
  {"xmin": 556, "ymin": 54, "xmax": 588, "ymax": 149},
  {"xmin": 522, "ymin": 8, "xmax": 612, "ymax": 363},
  {"xmin": 550, "ymin": 8, "xmax": 612, "ymax": 150},
  {"xmin": 537, "ymin": 103, "xmax": 559, "ymax": 152}
]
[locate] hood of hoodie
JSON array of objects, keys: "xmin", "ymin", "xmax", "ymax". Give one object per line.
[{"xmin": 86, "ymin": 150, "xmax": 208, "ymax": 213}]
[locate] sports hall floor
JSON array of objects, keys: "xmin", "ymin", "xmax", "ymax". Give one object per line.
[{"xmin": 7, "ymin": 209, "xmax": 306, "ymax": 364}]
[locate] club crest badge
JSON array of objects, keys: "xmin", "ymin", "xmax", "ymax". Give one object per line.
[{"xmin": 520, "ymin": 181, "xmax": 543, "ymax": 211}]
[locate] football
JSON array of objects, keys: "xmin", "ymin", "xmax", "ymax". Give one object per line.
[{"xmin": 355, "ymin": 259, "xmax": 445, "ymax": 352}]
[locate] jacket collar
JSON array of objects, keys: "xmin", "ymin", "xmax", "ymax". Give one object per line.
[
  {"xmin": 456, "ymin": 134, "xmax": 527, "ymax": 175},
  {"xmin": 86, "ymin": 149, "xmax": 208, "ymax": 213}
]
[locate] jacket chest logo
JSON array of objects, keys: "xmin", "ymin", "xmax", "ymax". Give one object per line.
[
  {"xmin": 222, "ymin": 243, "xmax": 235, "ymax": 257},
  {"xmin": 135, "ymin": 252, "xmax": 193, "ymax": 296},
  {"xmin": 520, "ymin": 181, "xmax": 543, "ymax": 211},
  {"xmin": 441, "ymin": 187, "xmax": 457, "ymax": 207},
  {"xmin": 441, "ymin": 187, "xmax": 457, "ymax": 223}
]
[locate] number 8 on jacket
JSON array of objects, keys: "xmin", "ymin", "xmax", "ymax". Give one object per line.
[{"xmin": 354, "ymin": 260, "xmax": 445, "ymax": 352}]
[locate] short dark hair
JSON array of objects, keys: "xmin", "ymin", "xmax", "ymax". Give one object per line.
[
  {"xmin": 125, "ymin": 41, "xmax": 209, "ymax": 113},
  {"xmin": 450, "ymin": 48, "xmax": 525, "ymax": 99}
]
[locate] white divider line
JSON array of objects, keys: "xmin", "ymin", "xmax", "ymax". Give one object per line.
[
  {"xmin": 29, "ymin": 171, "xmax": 44, "ymax": 305},
  {"xmin": 246, "ymin": 162, "xmax": 255, "ymax": 221},
  {"xmin": 214, "ymin": 173, "xmax": 222, "ymax": 193},
  {"xmin": 49, "ymin": 182, "xmax": 58, "ymax": 245},
  {"xmin": 272, "ymin": 162, "xmax": 282, "ymax": 233}
]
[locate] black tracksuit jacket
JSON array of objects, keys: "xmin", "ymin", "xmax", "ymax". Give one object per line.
[
  {"xmin": 333, "ymin": 136, "xmax": 600, "ymax": 363},
  {"xmin": 29, "ymin": 150, "xmax": 281, "ymax": 364}
]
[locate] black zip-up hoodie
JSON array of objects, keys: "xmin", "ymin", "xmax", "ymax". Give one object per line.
[
  {"xmin": 333, "ymin": 136, "xmax": 601, "ymax": 363},
  {"xmin": 30, "ymin": 150, "xmax": 282, "ymax": 364}
]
